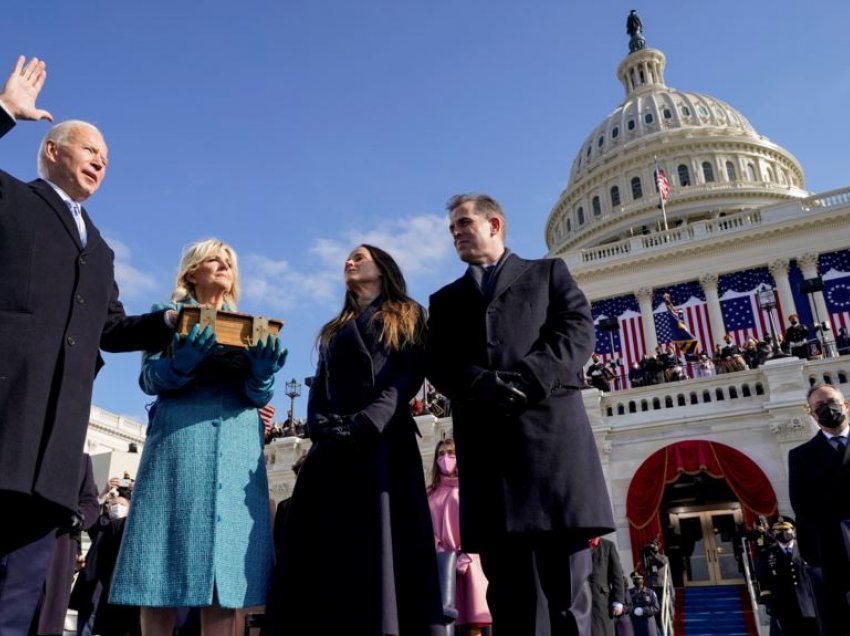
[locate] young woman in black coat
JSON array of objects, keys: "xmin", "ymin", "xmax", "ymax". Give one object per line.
[{"xmin": 262, "ymin": 244, "xmax": 445, "ymax": 636}]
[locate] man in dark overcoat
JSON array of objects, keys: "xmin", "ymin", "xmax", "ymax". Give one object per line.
[
  {"xmin": 588, "ymin": 538, "xmax": 625, "ymax": 636},
  {"xmin": 0, "ymin": 56, "xmax": 174, "ymax": 633},
  {"xmin": 426, "ymin": 193, "xmax": 615, "ymax": 635},
  {"xmin": 789, "ymin": 383, "xmax": 850, "ymax": 635}
]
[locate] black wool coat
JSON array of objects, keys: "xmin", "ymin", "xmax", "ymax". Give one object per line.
[
  {"xmin": 0, "ymin": 115, "xmax": 172, "ymax": 513},
  {"xmin": 262, "ymin": 299, "xmax": 445, "ymax": 636},
  {"xmin": 426, "ymin": 253, "xmax": 615, "ymax": 550},
  {"xmin": 788, "ymin": 431, "xmax": 850, "ymax": 626},
  {"xmin": 590, "ymin": 538, "xmax": 626, "ymax": 636}
]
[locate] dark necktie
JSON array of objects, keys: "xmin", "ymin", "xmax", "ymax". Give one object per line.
[
  {"xmin": 830, "ymin": 436, "xmax": 846, "ymax": 453},
  {"xmin": 480, "ymin": 265, "xmax": 496, "ymax": 297}
]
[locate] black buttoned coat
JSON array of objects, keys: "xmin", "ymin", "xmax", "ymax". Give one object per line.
[
  {"xmin": 788, "ymin": 431, "xmax": 850, "ymax": 630},
  {"xmin": 263, "ymin": 300, "xmax": 445, "ymax": 636},
  {"xmin": 0, "ymin": 115, "xmax": 172, "ymax": 513},
  {"xmin": 426, "ymin": 253, "xmax": 615, "ymax": 551}
]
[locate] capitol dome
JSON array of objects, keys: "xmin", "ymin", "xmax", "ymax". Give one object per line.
[{"xmin": 546, "ymin": 34, "xmax": 809, "ymax": 255}]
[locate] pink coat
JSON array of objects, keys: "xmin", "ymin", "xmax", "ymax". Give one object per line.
[{"xmin": 428, "ymin": 477, "xmax": 492, "ymax": 626}]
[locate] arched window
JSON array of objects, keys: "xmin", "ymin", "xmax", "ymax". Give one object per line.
[
  {"xmin": 610, "ymin": 186, "xmax": 621, "ymax": 207},
  {"xmin": 678, "ymin": 164, "xmax": 691, "ymax": 187},
  {"xmin": 628, "ymin": 119, "xmax": 636, "ymax": 131},
  {"xmin": 592, "ymin": 196, "xmax": 602, "ymax": 217},
  {"xmin": 577, "ymin": 206, "xmax": 585, "ymax": 225},
  {"xmin": 765, "ymin": 167, "xmax": 774, "ymax": 182},
  {"xmin": 565, "ymin": 218, "xmax": 571, "ymax": 232},
  {"xmin": 702, "ymin": 161, "xmax": 715, "ymax": 183},
  {"xmin": 631, "ymin": 177, "xmax": 643, "ymax": 200},
  {"xmin": 598, "ymin": 135, "xmax": 604, "ymax": 148},
  {"xmin": 663, "ymin": 108, "xmax": 672, "ymax": 119},
  {"xmin": 612, "ymin": 126, "xmax": 620, "ymax": 139},
  {"xmin": 747, "ymin": 163, "xmax": 757, "ymax": 181},
  {"xmin": 644, "ymin": 113, "xmax": 654, "ymax": 124},
  {"xmin": 726, "ymin": 161, "xmax": 737, "ymax": 181}
]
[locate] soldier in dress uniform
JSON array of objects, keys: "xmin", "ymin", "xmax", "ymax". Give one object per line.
[
  {"xmin": 627, "ymin": 572, "xmax": 659, "ymax": 636},
  {"xmin": 587, "ymin": 354, "xmax": 611, "ymax": 392},
  {"xmin": 756, "ymin": 517, "xmax": 818, "ymax": 635},
  {"xmin": 783, "ymin": 314, "xmax": 810, "ymax": 359}
]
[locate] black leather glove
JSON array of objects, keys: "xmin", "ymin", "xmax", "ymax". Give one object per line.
[
  {"xmin": 310, "ymin": 413, "xmax": 373, "ymax": 445},
  {"xmin": 309, "ymin": 413, "xmax": 352, "ymax": 445},
  {"xmin": 471, "ymin": 371, "xmax": 528, "ymax": 415}
]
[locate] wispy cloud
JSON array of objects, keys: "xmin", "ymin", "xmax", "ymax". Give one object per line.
[
  {"xmin": 242, "ymin": 213, "xmax": 453, "ymax": 312},
  {"xmin": 107, "ymin": 236, "xmax": 159, "ymax": 300}
]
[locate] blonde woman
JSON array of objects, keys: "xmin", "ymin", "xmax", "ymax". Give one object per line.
[{"xmin": 111, "ymin": 239, "xmax": 286, "ymax": 636}]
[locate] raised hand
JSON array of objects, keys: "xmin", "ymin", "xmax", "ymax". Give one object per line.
[{"xmin": 0, "ymin": 56, "xmax": 53, "ymax": 122}]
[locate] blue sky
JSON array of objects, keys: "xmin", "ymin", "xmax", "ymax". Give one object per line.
[{"xmin": 3, "ymin": 2, "xmax": 849, "ymax": 423}]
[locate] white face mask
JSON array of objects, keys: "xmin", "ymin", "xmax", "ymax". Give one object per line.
[{"xmin": 109, "ymin": 503, "xmax": 129, "ymax": 520}]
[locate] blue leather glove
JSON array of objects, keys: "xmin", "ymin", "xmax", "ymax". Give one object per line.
[
  {"xmin": 170, "ymin": 324, "xmax": 217, "ymax": 375},
  {"xmin": 245, "ymin": 335, "xmax": 288, "ymax": 382}
]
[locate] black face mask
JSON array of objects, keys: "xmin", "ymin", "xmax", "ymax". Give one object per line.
[
  {"xmin": 815, "ymin": 403, "xmax": 846, "ymax": 429},
  {"xmin": 777, "ymin": 531, "xmax": 794, "ymax": 544}
]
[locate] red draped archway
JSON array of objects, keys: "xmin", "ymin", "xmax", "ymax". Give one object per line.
[{"xmin": 625, "ymin": 440, "xmax": 777, "ymax": 565}]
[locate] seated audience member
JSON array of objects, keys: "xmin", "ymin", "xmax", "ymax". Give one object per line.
[
  {"xmin": 836, "ymin": 326, "xmax": 850, "ymax": 356},
  {"xmin": 628, "ymin": 362, "xmax": 645, "ymax": 388}
]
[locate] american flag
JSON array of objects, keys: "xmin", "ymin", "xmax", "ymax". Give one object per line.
[
  {"xmin": 821, "ymin": 249, "xmax": 850, "ymax": 333},
  {"xmin": 718, "ymin": 267, "xmax": 783, "ymax": 347},
  {"xmin": 655, "ymin": 165, "xmax": 670, "ymax": 202},
  {"xmin": 591, "ymin": 294, "xmax": 646, "ymax": 388},
  {"xmin": 653, "ymin": 283, "xmax": 714, "ymax": 355},
  {"xmin": 259, "ymin": 404, "xmax": 276, "ymax": 433}
]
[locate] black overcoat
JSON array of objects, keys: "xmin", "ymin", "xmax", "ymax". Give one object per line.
[
  {"xmin": 0, "ymin": 115, "xmax": 172, "ymax": 513},
  {"xmin": 590, "ymin": 538, "xmax": 626, "ymax": 636},
  {"xmin": 262, "ymin": 299, "xmax": 445, "ymax": 636},
  {"xmin": 788, "ymin": 431, "xmax": 850, "ymax": 628},
  {"xmin": 426, "ymin": 253, "xmax": 615, "ymax": 550}
]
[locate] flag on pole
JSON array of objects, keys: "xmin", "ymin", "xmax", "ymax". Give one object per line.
[
  {"xmin": 655, "ymin": 164, "xmax": 670, "ymax": 202},
  {"xmin": 661, "ymin": 293, "xmax": 699, "ymax": 355}
]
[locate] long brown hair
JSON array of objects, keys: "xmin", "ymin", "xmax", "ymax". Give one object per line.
[
  {"xmin": 428, "ymin": 437, "xmax": 456, "ymax": 493},
  {"xmin": 318, "ymin": 244, "xmax": 422, "ymax": 351}
]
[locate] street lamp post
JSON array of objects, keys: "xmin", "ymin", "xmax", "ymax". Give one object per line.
[
  {"xmin": 285, "ymin": 377, "xmax": 301, "ymax": 427},
  {"xmin": 801, "ymin": 277, "xmax": 834, "ymax": 358},
  {"xmin": 756, "ymin": 286, "xmax": 786, "ymax": 358}
]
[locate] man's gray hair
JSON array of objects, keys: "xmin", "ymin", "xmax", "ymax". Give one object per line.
[
  {"xmin": 37, "ymin": 120, "xmax": 102, "ymax": 179},
  {"xmin": 445, "ymin": 192, "xmax": 508, "ymax": 238}
]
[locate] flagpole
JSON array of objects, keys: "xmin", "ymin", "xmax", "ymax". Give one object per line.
[{"xmin": 654, "ymin": 155, "xmax": 669, "ymax": 232}]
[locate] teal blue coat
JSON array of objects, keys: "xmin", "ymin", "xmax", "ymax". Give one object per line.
[{"xmin": 110, "ymin": 302, "xmax": 274, "ymax": 608}]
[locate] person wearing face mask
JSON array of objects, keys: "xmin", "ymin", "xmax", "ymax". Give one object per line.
[
  {"xmin": 789, "ymin": 384, "xmax": 850, "ymax": 635},
  {"xmin": 756, "ymin": 517, "xmax": 818, "ymax": 635},
  {"xmin": 782, "ymin": 313, "xmax": 810, "ymax": 359},
  {"xmin": 427, "ymin": 438, "xmax": 491, "ymax": 636}
]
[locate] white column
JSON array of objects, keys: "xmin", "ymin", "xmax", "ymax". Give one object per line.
[
  {"xmin": 768, "ymin": 258, "xmax": 796, "ymax": 331},
  {"xmin": 636, "ymin": 287, "xmax": 658, "ymax": 354},
  {"xmin": 699, "ymin": 273, "xmax": 726, "ymax": 348},
  {"xmin": 798, "ymin": 252, "xmax": 831, "ymax": 329}
]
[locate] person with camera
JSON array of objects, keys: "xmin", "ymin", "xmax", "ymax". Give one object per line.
[{"xmin": 110, "ymin": 239, "xmax": 287, "ymax": 636}]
